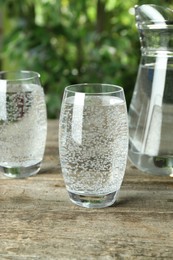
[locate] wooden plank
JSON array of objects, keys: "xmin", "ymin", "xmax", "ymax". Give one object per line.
[{"xmin": 0, "ymin": 120, "xmax": 172, "ymax": 259}]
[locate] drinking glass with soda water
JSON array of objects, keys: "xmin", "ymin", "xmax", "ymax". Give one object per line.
[
  {"xmin": 0, "ymin": 71, "xmax": 47, "ymax": 179},
  {"xmin": 59, "ymin": 83, "xmax": 129, "ymax": 208}
]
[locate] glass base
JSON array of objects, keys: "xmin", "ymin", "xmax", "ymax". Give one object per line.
[
  {"xmin": 128, "ymin": 145, "xmax": 173, "ymax": 176},
  {"xmin": 1, "ymin": 162, "xmax": 41, "ymax": 179},
  {"xmin": 68, "ymin": 190, "xmax": 119, "ymax": 208}
]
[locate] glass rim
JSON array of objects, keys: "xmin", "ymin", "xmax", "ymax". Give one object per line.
[
  {"xmin": 65, "ymin": 83, "xmax": 124, "ymax": 95},
  {"xmin": 0, "ymin": 70, "xmax": 40, "ymax": 81}
]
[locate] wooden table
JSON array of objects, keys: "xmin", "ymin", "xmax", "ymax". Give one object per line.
[{"xmin": 0, "ymin": 120, "xmax": 173, "ymax": 259}]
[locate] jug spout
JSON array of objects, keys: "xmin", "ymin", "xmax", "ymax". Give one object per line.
[
  {"xmin": 135, "ymin": 4, "xmax": 173, "ymax": 55},
  {"xmin": 135, "ymin": 4, "xmax": 173, "ymax": 25}
]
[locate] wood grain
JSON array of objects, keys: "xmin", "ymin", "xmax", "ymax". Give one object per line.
[{"xmin": 0, "ymin": 120, "xmax": 172, "ymax": 259}]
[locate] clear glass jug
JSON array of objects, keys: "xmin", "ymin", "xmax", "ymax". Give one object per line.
[{"xmin": 128, "ymin": 4, "xmax": 173, "ymax": 176}]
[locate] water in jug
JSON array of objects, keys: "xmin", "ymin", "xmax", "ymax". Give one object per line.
[{"xmin": 128, "ymin": 4, "xmax": 173, "ymax": 176}]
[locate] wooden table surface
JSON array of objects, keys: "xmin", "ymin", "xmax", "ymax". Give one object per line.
[{"xmin": 0, "ymin": 120, "xmax": 173, "ymax": 260}]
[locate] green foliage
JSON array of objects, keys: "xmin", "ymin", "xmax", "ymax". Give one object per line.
[{"xmin": 1, "ymin": 0, "xmax": 173, "ymax": 117}]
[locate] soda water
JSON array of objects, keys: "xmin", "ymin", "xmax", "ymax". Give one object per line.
[
  {"xmin": 59, "ymin": 96, "xmax": 128, "ymax": 195},
  {"xmin": 0, "ymin": 84, "xmax": 47, "ymax": 172}
]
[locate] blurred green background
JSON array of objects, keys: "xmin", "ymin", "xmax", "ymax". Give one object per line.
[{"xmin": 0, "ymin": 0, "xmax": 172, "ymax": 118}]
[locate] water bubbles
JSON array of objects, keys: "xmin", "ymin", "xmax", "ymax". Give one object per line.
[
  {"xmin": 59, "ymin": 96, "xmax": 128, "ymax": 195},
  {"xmin": 0, "ymin": 84, "xmax": 47, "ymax": 167}
]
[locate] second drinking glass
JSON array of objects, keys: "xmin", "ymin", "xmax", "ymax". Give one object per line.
[{"xmin": 59, "ymin": 83, "xmax": 128, "ymax": 208}]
